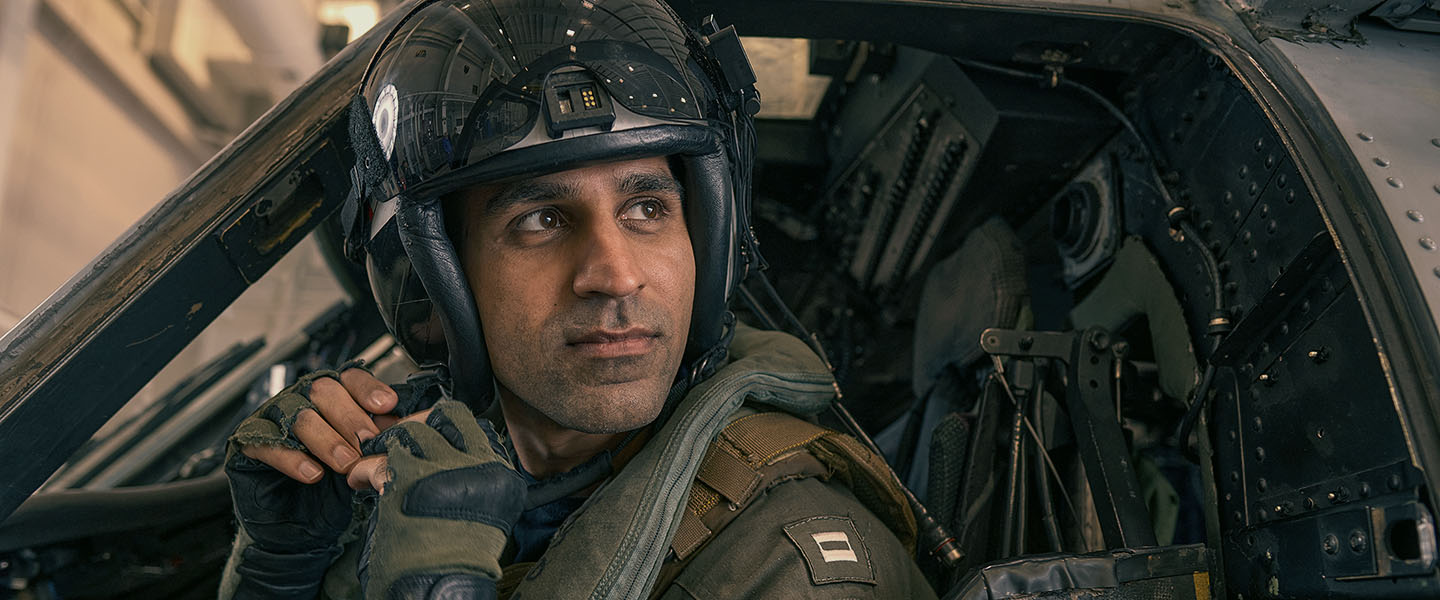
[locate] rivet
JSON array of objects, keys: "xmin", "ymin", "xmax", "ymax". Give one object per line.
[
  {"xmin": 1239, "ymin": 165, "xmax": 1250, "ymax": 179},
  {"xmin": 1242, "ymin": 231, "xmax": 1254, "ymax": 244},
  {"xmin": 1248, "ymin": 249, "xmax": 1259, "ymax": 262},
  {"xmin": 1350, "ymin": 530, "xmax": 1367, "ymax": 552},
  {"xmin": 1410, "ymin": 209, "xmax": 1425, "ymax": 222},
  {"xmin": 1316, "ymin": 425, "xmax": 1326, "ymax": 438},
  {"xmin": 1256, "ymin": 446, "xmax": 1267, "ymax": 461},
  {"xmin": 1328, "ymin": 491, "xmax": 1339, "ymax": 502},
  {"xmin": 1277, "ymin": 174, "xmax": 1288, "ymax": 188},
  {"xmin": 1421, "ymin": 237, "xmax": 1437, "ymax": 251},
  {"xmin": 1229, "ymin": 430, "xmax": 1239, "ymax": 441},
  {"xmin": 1321, "ymin": 278, "xmax": 1334, "ymax": 292},
  {"xmin": 1323, "ymin": 534, "xmax": 1340, "ymax": 554},
  {"xmin": 1360, "ymin": 482, "xmax": 1371, "ymax": 496},
  {"xmin": 1234, "ymin": 510, "xmax": 1245, "ymax": 523},
  {"xmin": 1305, "ymin": 497, "xmax": 1317, "ymax": 509},
  {"xmin": 1274, "ymin": 504, "xmax": 1286, "ymax": 515},
  {"xmin": 1248, "ymin": 182, "xmax": 1260, "ymax": 196},
  {"xmin": 1225, "ymin": 281, "xmax": 1239, "ymax": 294},
  {"xmin": 1260, "ymin": 203, "xmax": 1271, "ymax": 217},
  {"xmin": 1309, "ymin": 347, "xmax": 1330, "ymax": 362},
  {"xmin": 1231, "ymin": 470, "xmax": 1240, "ymax": 481},
  {"xmin": 1232, "ymin": 209, "xmax": 1243, "ymax": 223},
  {"xmin": 1254, "ymin": 138, "xmax": 1265, "ymax": 151},
  {"xmin": 1258, "ymin": 478, "xmax": 1269, "ymax": 491},
  {"xmin": 1374, "ymin": 157, "xmax": 1390, "ymax": 167},
  {"xmin": 1388, "ymin": 177, "xmax": 1404, "ymax": 189},
  {"xmin": 1223, "ymin": 191, "xmax": 1234, "ymax": 205},
  {"xmin": 1265, "ymin": 155, "xmax": 1276, "ymax": 168},
  {"xmin": 1267, "ymin": 220, "xmax": 1279, "ymax": 234},
  {"xmin": 1260, "ymin": 373, "xmax": 1275, "ymax": 385},
  {"xmin": 1285, "ymin": 189, "xmax": 1297, "ymax": 203},
  {"xmin": 1279, "ymin": 321, "xmax": 1290, "ymax": 335},
  {"xmin": 1300, "ymin": 299, "xmax": 1312, "ymax": 313},
  {"xmin": 1358, "ymin": 132, "xmax": 1374, "ymax": 142},
  {"xmin": 1389, "ymin": 474, "xmax": 1403, "ymax": 489}
]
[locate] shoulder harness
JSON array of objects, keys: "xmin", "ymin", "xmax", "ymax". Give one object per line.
[{"xmin": 650, "ymin": 410, "xmax": 918, "ymax": 596}]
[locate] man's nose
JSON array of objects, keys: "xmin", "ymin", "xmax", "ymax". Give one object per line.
[{"xmin": 571, "ymin": 222, "xmax": 644, "ymax": 299}]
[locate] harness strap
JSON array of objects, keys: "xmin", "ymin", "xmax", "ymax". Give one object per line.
[{"xmin": 651, "ymin": 411, "xmax": 917, "ymax": 597}]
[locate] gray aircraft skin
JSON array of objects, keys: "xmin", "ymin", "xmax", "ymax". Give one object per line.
[{"xmin": 0, "ymin": 0, "xmax": 1438, "ymax": 597}]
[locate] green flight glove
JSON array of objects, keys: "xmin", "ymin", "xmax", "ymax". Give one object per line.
[{"xmin": 359, "ymin": 399, "xmax": 525, "ymax": 600}]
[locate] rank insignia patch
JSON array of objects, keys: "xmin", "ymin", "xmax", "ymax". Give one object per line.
[{"xmin": 783, "ymin": 515, "xmax": 876, "ymax": 585}]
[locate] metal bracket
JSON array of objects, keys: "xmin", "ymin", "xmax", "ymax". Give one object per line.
[{"xmin": 981, "ymin": 327, "xmax": 1158, "ymax": 549}]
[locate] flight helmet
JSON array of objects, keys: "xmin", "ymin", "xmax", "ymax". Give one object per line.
[{"xmin": 343, "ymin": 0, "xmax": 761, "ymax": 411}]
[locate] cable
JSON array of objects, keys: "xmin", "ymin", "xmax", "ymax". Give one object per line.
[
  {"xmin": 953, "ymin": 55, "xmax": 1233, "ymax": 461},
  {"xmin": 989, "ymin": 358, "xmax": 1082, "ymax": 529}
]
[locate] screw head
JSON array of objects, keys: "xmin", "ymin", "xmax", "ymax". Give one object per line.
[{"xmin": 1350, "ymin": 529, "xmax": 1368, "ymax": 552}]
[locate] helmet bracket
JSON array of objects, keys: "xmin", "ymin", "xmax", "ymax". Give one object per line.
[{"xmin": 543, "ymin": 69, "xmax": 618, "ymax": 138}]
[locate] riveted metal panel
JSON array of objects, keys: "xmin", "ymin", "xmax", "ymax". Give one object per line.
[{"xmin": 1270, "ymin": 26, "xmax": 1440, "ymax": 357}]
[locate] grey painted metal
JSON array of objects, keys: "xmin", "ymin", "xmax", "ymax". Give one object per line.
[{"xmin": 1270, "ymin": 26, "xmax": 1440, "ymax": 373}]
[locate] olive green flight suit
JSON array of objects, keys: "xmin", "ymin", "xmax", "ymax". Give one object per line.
[{"xmin": 228, "ymin": 326, "xmax": 937, "ymax": 599}]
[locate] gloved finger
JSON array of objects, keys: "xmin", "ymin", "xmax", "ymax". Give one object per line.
[
  {"xmin": 360, "ymin": 409, "xmax": 430, "ymax": 456},
  {"xmin": 388, "ymin": 419, "xmax": 472, "ymax": 465},
  {"xmin": 424, "ymin": 403, "xmax": 470, "ymax": 453},
  {"xmin": 425, "ymin": 400, "xmax": 504, "ymax": 459},
  {"xmin": 308, "ymin": 376, "xmax": 383, "ymax": 446},
  {"xmin": 239, "ymin": 443, "xmax": 326, "ymax": 483},
  {"xmin": 339, "ymin": 367, "xmax": 399, "ymax": 414},
  {"xmin": 347, "ymin": 455, "xmax": 391, "ymax": 492},
  {"xmin": 293, "ymin": 409, "xmax": 362, "ymax": 473},
  {"xmin": 229, "ymin": 392, "xmax": 313, "ymax": 449}
]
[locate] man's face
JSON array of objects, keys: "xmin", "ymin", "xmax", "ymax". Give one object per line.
[{"xmin": 452, "ymin": 156, "xmax": 695, "ymax": 433}]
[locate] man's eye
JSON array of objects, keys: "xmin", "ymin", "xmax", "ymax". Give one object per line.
[
  {"xmin": 515, "ymin": 208, "xmax": 564, "ymax": 232},
  {"xmin": 622, "ymin": 200, "xmax": 666, "ymax": 221}
]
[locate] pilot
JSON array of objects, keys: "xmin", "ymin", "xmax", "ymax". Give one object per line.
[{"xmin": 219, "ymin": 1, "xmax": 936, "ymax": 598}]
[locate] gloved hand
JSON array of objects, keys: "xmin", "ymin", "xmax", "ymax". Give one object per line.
[
  {"xmin": 358, "ymin": 400, "xmax": 526, "ymax": 600},
  {"xmin": 225, "ymin": 366, "xmax": 372, "ymax": 599}
]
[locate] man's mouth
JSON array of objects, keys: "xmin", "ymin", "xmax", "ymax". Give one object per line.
[{"xmin": 566, "ymin": 327, "xmax": 661, "ymax": 358}]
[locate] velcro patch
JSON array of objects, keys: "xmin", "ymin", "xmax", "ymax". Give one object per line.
[{"xmin": 783, "ymin": 515, "xmax": 875, "ymax": 585}]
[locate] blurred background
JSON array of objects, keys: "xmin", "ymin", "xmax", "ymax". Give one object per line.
[{"xmin": 0, "ymin": 0, "xmax": 405, "ymax": 414}]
